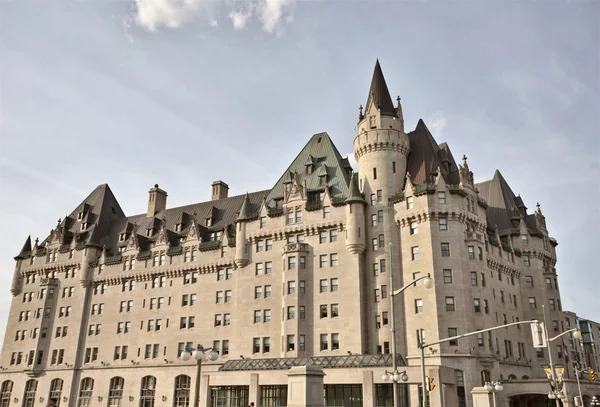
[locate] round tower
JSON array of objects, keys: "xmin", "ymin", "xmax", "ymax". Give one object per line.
[
  {"xmin": 11, "ymin": 236, "xmax": 32, "ymax": 296},
  {"xmin": 345, "ymin": 173, "xmax": 367, "ymax": 254},
  {"xmin": 353, "ymin": 60, "xmax": 409, "ymax": 201}
]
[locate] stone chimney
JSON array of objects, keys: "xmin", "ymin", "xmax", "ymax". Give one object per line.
[
  {"xmin": 211, "ymin": 181, "xmax": 229, "ymax": 201},
  {"xmin": 147, "ymin": 184, "xmax": 168, "ymax": 217}
]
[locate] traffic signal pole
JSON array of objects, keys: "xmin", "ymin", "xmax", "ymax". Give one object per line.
[{"xmin": 418, "ymin": 319, "xmax": 539, "ymax": 407}]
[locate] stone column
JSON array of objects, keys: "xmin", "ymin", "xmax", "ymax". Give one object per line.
[
  {"xmin": 362, "ymin": 371, "xmax": 374, "ymax": 407},
  {"xmin": 471, "ymin": 386, "xmax": 492, "ymax": 407},
  {"xmin": 286, "ymin": 366, "xmax": 326, "ymax": 407},
  {"xmin": 249, "ymin": 373, "xmax": 259, "ymax": 406}
]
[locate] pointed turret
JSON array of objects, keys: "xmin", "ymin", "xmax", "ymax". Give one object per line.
[
  {"xmin": 365, "ymin": 59, "xmax": 396, "ymax": 116},
  {"xmin": 345, "ymin": 173, "xmax": 367, "ymax": 205},
  {"xmin": 14, "ymin": 236, "xmax": 32, "ymax": 260},
  {"xmin": 236, "ymin": 193, "xmax": 255, "ymax": 222}
]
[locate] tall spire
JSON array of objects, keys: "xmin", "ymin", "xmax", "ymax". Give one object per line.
[{"xmin": 365, "ymin": 59, "xmax": 396, "ymax": 116}]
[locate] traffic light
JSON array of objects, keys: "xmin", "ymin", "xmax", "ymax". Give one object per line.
[
  {"xmin": 428, "ymin": 377, "xmax": 435, "ymax": 391},
  {"xmin": 589, "ymin": 368, "xmax": 596, "ymax": 382}
]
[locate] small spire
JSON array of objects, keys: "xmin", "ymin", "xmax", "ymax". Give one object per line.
[
  {"xmin": 359, "ymin": 104, "xmax": 363, "ymax": 118},
  {"xmin": 35, "ymin": 237, "xmax": 39, "ymax": 245},
  {"xmin": 365, "ymin": 60, "xmax": 395, "ymax": 116},
  {"xmin": 535, "ymin": 202, "xmax": 542, "ymax": 215},
  {"xmin": 462, "ymin": 154, "xmax": 468, "ymax": 164},
  {"xmin": 397, "ymin": 96, "xmax": 401, "ymax": 107}
]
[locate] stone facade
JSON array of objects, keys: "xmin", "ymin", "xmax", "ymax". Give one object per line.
[{"xmin": 1, "ymin": 60, "xmax": 598, "ymax": 407}]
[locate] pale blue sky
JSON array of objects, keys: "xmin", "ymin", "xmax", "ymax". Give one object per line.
[{"xmin": 0, "ymin": 0, "xmax": 598, "ymax": 349}]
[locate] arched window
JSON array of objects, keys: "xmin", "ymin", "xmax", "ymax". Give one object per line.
[
  {"xmin": 1, "ymin": 381, "xmax": 13, "ymax": 407},
  {"xmin": 77, "ymin": 378, "xmax": 94, "ymax": 407},
  {"xmin": 480, "ymin": 370, "xmax": 491, "ymax": 386},
  {"xmin": 22, "ymin": 380, "xmax": 37, "ymax": 407},
  {"xmin": 140, "ymin": 376, "xmax": 156, "ymax": 407},
  {"xmin": 455, "ymin": 371, "xmax": 466, "ymax": 407},
  {"xmin": 173, "ymin": 375, "xmax": 191, "ymax": 407},
  {"xmin": 521, "ymin": 375, "xmax": 530, "ymax": 380},
  {"xmin": 508, "ymin": 374, "xmax": 517, "ymax": 381},
  {"xmin": 49, "ymin": 379, "xmax": 64, "ymax": 406},
  {"xmin": 108, "ymin": 377, "xmax": 125, "ymax": 407}
]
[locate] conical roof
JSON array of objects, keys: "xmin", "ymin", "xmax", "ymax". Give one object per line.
[
  {"xmin": 236, "ymin": 193, "xmax": 255, "ymax": 222},
  {"xmin": 14, "ymin": 236, "xmax": 32, "ymax": 260},
  {"xmin": 345, "ymin": 173, "xmax": 367, "ymax": 204},
  {"xmin": 365, "ymin": 59, "xmax": 396, "ymax": 116}
]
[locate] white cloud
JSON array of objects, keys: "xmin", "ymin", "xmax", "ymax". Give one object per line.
[
  {"xmin": 132, "ymin": 0, "xmax": 296, "ymax": 34},
  {"xmin": 229, "ymin": 7, "xmax": 253, "ymax": 30},
  {"xmin": 259, "ymin": 0, "xmax": 295, "ymax": 33},
  {"xmin": 428, "ymin": 111, "xmax": 447, "ymax": 139}
]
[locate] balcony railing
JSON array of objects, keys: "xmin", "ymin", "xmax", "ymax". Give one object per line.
[
  {"xmin": 104, "ymin": 254, "xmax": 123, "ymax": 265},
  {"xmin": 40, "ymin": 277, "xmax": 59, "ymax": 286},
  {"xmin": 284, "ymin": 243, "xmax": 309, "ymax": 253},
  {"xmin": 199, "ymin": 240, "xmax": 220, "ymax": 251},
  {"xmin": 167, "ymin": 245, "xmax": 182, "ymax": 256}
]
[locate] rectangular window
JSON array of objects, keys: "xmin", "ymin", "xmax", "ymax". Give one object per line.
[
  {"xmin": 320, "ymin": 280, "xmax": 328, "ymax": 293},
  {"xmin": 380, "ymin": 259, "xmax": 386, "ymax": 273},
  {"xmin": 330, "ymin": 253, "xmax": 338, "ymax": 266},
  {"xmin": 443, "ymin": 269, "xmax": 452, "ymax": 284},
  {"xmin": 526, "ymin": 276, "xmax": 534, "ymax": 288},
  {"xmin": 521, "ymin": 234, "xmax": 528, "ymax": 244},
  {"xmin": 481, "ymin": 273, "xmax": 486, "ymax": 287},
  {"xmin": 319, "ymin": 231, "xmax": 327, "ymax": 244},
  {"xmin": 523, "ymin": 254, "xmax": 531, "ymax": 266},
  {"xmin": 330, "ymin": 278, "xmax": 338, "ymax": 291},
  {"xmin": 415, "ymin": 299, "xmax": 423, "ymax": 313},
  {"xmin": 473, "ymin": 299, "xmax": 481, "ymax": 313},
  {"xmin": 448, "ymin": 328, "xmax": 458, "ymax": 346},
  {"xmin": 320, "ymin": 334, "xmax": 328, "ymax": 350},
  {"xmin": 441, "ymin": 243, "xmax": 450, "ymax": 257},
  {"xmin": 323, "ymin": 206, "xmax": 330, "ymax": 219},
  {"xmin": 376, "ymin": 190, "xmax": 383, "ymax": 202},
  {"xmin": 445, "ymin": 297, "xmax": 455, "ymax": 312},
  {"xmin": 287, "ymin": 281, "xmax": 295, "ymax": 295},
  {"xmin": 372, "ymin": 238, "xmax": 379, "ymax": 251},
  {"xmin": 320, "ymin": 255, "xmax": 327, "ymax": 268},
  {"xmin": 471, "ymin": 272, "xmax": 478, "ymax": 286},
  {"xmin": 329, "ymin": 230, "xmax": 337, "ymax": 242},
  {"xmin": 299, "ymin": 280, "xmax": 305, "ymax": 294},
  {"xmin": 439, "ymin": 218, "xmax": 447, "ymax": 231},
  {"xmin": 529, "ymin": 297, "xmax": 537, "ymax": 309},
  {"xmin": 373, "ymin": 263, "xmax": 379, "ymax": 276},
  {"xmin": 320, "ymin": 305, "xmax": 328, "ymax": 318},
  {"xmin": 438, "ymin": 192, "xmax": 446, "ymax": 204},
  {"xmin": 410, "ymin": 221, "xmax": 418, "ymax": 235},
  {"xmin": 377, "ymin": 210, "xmax": 384, "ymax": 224},
  {"xmin": 411, "ymin": 246, "xmax": 419, "ymax": 260},
  {"xmin": 468, "ymin": 246, "xmax": 475, "ymax": 259},
  {"xmin": 379, "ymin": 234, "xmax": 385, "ymax": 248},
  {"xmin": 407, "ymin": 196, "xmax": 414, "ymax": 209},
  {"xmin": 265, "ymin": 261, "xmax": 272, "ymax": 274},
  {"xmin": 254, "ymin": 287, "xmax": 262, "ymax": 299},
  {"xmin": 255, "ymin": 263, "xmax": 263, "ymax": 275},
  {"xmin": 373, "ymin": 168, "xmax": 377, "ymax": 180},
  {"xmin": 288, "ymin": 256, "xmax": 296, "ymax": 269},
  {"xmin": 260, "ymin": 217, "xmax": 267, "ymax": 228}
]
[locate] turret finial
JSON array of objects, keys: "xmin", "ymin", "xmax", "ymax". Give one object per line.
[
  {"xmin": 535, "ymin": 202, "xmax": 542, "ymax": 214},
  {"xmin": 462, "ymin": 154, "xmax": 468, "ymax": 164},
  {"xmin": 397, "ymin": 96, "xmax": 401, "ymax": 107},
  {"xmin": 359, "ymin": 105, "xmax": 363, "ymax": 119}
]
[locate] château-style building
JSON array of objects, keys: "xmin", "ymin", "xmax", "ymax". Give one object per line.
[{"xmin": 1, "ymin": 60, "xmax": 598, "ymax": 407}]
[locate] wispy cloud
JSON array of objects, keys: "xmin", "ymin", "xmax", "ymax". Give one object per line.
[
  {"xmin": 428, "ymin": 111, "xmax": 447, "ymax": 139},
  {"xmin": 131, "ymin": 0, "xmax": 296, "ymax": 34}
]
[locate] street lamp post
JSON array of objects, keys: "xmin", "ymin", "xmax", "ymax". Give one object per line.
[
  {"xmin": 180, "ymin": 344, "xmax": 219, "ymax": 407},
  {"xmin": 388, "ymin": 242, "xmax": 434, "ymax": 407},
  {"xmin": 542, "ymin": 305, "xmax": 582, "ymax": 406},
  {"xmin": 483, "ymin": 381, "xmax": 504, "ymax": 407}
]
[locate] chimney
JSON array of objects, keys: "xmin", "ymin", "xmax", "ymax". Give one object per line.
[
  {"xmin": 212, "ymin": 181, "xmax": 229, "ymax": 201},
  {"xmin": 147, "ymin": 184, "xmax": 168, "ymax": 217}
]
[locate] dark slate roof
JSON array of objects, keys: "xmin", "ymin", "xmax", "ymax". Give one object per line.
[
  {"xmin": 236, "ymin": 193, "xmax": 256, "ymax": 222},
  {"xmin": 365, "ymin": 59, "xmax": 396, "ymax": 116},
  {"xmin": 265, "ymin": 133, "xmax": 352, "ymax": 207},
  {"xmin": 406, "ymin": 119, "xmax": 460, "ymax": 185},
  {"xmin": 15, "ymin": 236, "xmax": 32, "ymax": 260},
  {"xmin": 345, "ymin": 172, "xmax": 367, "ymax": 204},
  {"xmin": 476, "ymin": 170, "xmax": 527, "ymax": 235}
]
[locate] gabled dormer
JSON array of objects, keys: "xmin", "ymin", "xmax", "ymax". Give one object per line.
[
  {"xmin": 316, "ymin": 164, "xmax": 328, "ymax": 186},
  {"xmin": 146, "ymin": 217, "xmax": 161, "ymax": 238},
  {"xmin": 304, "ymin": 155, "xmax": 316, "ymax": 174},
  {"xmin": 77, "ymin": 203, "xmax": 91, "ymax": 221},
  {"xmin": 204, "ymin": 206, "xmax": 218, "ymax": 227},
  {"xmin": 174, "ymin": 212, "xmax": 190, "ymax": 233}
]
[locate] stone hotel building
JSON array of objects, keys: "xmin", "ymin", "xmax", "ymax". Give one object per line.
[{"xmin": 1, "ymin": 61, "xmax": 597, "ymax": 407}]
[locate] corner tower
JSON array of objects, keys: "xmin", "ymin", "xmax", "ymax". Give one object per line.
[{"xmin": 354, "ymin": 60, "xmax": 409, "ymax": 198}]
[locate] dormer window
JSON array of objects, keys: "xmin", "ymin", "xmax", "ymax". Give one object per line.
[
  {"xmin": 119, "ymin": 233, "xmax": 126, "ymax": 242},
  {"xmin": 369, "ymin": 115, "xmax": 376, "ymax": 128},
  {"xmin": 77, "ymin": 212, "xmax": 83, "ymax": 220},
  {"xmin": 285, "ymin": 183, "xmax": 292, "ymax": 193},
  {"xmin": 146, "ymin": 229, "xmax": 153, "ymax": 237},
  {"xmin": 118, "ymin": 247, "xmax": 124, "ymax": 254},
  {"xmin": 306, "ymin": 165, "xmax": 313, "ymax": 174},
  {"xmin": 210, "ymin": 232, "xmax": 222, "ymax": 242},
  {"xmin": 175, "ymin": 223, "xmax": 182, "ymax": 232},
  {"xmin": 205, "ymin": 219, "xmax": 212, "ymax": 227},
  {"xmin": 81, "ymin": 222, "xmax": 88, "ymax": 231}
]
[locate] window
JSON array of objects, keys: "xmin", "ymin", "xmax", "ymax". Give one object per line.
[
  {"xmin": 525, "ymin": 276, "xmax": 534, "ymax": 288},
  {"xmin": 468, "ymin": 246, "xmax": 475, "ymax": 259},
  {"xmin": 415, "ymin": 299, "xmax": 423, "ymax": 313},
  {"xmin": 107, "ymin": 377, "xmax": 124, "ymax": 407},
  {"xmin": 545, "ymin": 277, "xmax": 553, "ymax": 289},
  {"xmin": 265, "ymin": 262, "xmax": 272, "ymax": 274},
  {"xmin": 484, "ymin": 300, "xmax": 489, "ymax": 314},
  {"xmin": 407, "ymin": 196, "xmax": 414, "ymax": 209},
  {"xmin": 446, "ymin": 297, "xmax": 455, "ymax": 311},
  {"xmin": 256, "ymin": 240, "xmax": 264, "ymax": 252},
  {"xmin": 77, "ymin": 378, "xmax": 94, "ymax": 407},
  {"xmin": 376, "ymin": 190, "xmax": 383, "ymax": 202},
  {"xmin": 48, "ymin": 378, "xmax": 62, "ymax": 406},
  {"xmin": 448, "ymin": 328, "xmax": 458, "ymax": 346},
  {"xmin": 373, "ymin": 168, "xmax": 377, "ymax": 180},
  {"xmin": 173, "ymin": 375, "xmax": 190, "ymax": 407},
  {"xmin": 320, "ymin": 334, "xmax": 328, "ymax": 350},
  {"xmin": 139, "ymin": 376, "xmax": 156, "ymax": 407},
  {"xmin": 370, "ymin": 194, "xmax": 376, "ymax": 206},
  {"xmin": 320, "ymin": 255, "xmax": 328, "ymax": 268},
  {"xmin": 478, "ymin": 247, "xmax": 483, "ymax": 260},
  {"xmin": 299, "ymin": 281, "xmax": 306, "ymax": 294},
  {"xmin": 287, "ymin": 306, "xmax": 295, "ymax": 320},
  {"xmin": 471, "ymin": 272, "xmax": 478, "ymax": 286},
  {"xmin": 372, "ymin": 238, "xmax": 378, "ymax": 251},
  {"xmin": 23, "ymin": 380, "xmax": 37, "ymax": 407},
  {"xmin": 523, "ymin": 254, "xmax": 530, "ymax": 266},
  {"xmin": 438, "ymin": 192, "xmax": 446, "ymax": 204},
  {"xmin": 263, "ymin": 337, "xmax": 271, "ymax": 353},
  {"xmin": 529, "ymin": 297, "xmax": 537, "ymax": 309},
  {"xmin": 287, "ymin": 335, "xmax": 295, "ymax": 351},
  {"xmin": 377, "ymin": 210, "xmax": 384, "ymax": 224},
  {"xmin": 441, "ymin": 243, "xmax": 450, "ymax": 257},
  {"xmin": 287, "ymin": 281, "xmax": 296, "ymax": 294},
  {"xmin": 331, "ymin": 304, "xmax": 339, "ymax": 318},
  {"xmin": 443, "ymin": 269, "xmax": 452, "ymax": 284},
  {"xmin": 320, "ymin": 280, "xmax": 328, "ymax": 293},
  {"xmin": 330, "ymin": 253, "xmax": 338, "ymax": 266},
  {"xmin": 320, "ymin": 305, "xmax": 328, "ymax": 318},
  {"xmin": 473, "ymin": 299, "xmax": 481, "ymax": 313},
  {"xmin": 332, "ymin": 333, "xmax": 340, "ymax": 350},
  {"xmin": 374, "ymin": 289, "xmax": 381, "ymax": 303},
  {"xmin": 330, "ymin": 278, "xmax": 338, "ymax": 291},
  {"xmin": 287, "ymin": 256, "xmax": 296, "ymax": 269},
  {"xmin": 225, "ymin": 290, "xmax": 232, "ymax": 303},
  {"xmin": 323, "ymin": 206, "xmax": 330, "ymax": 219},
  {"xmin": 410, "ymin": 221, "xmax": 418, "ymax": 235},
  {"xmin": 549, "ymin": 299, "xmax": 556, "ymax": 310},
  {"xmin": 253, "ymin": 310, "xmax": 262, "ymax": 324},
  {"xmin": 379, "ymin": 234, "xmax": 385, "ymax": 248},
  {"xmin": 411, "ymin": 246, "xmax": 419, "ymax": 260},
  {"xmin": 521, "ymin": 234, "xmax": 528, "ymax": 244},
  {"xmin": 373, "ymin": 263, "xmax": 379, "ymax": 276},
  {"xmin": 439, "ymin": 218, "xmax": 447, "ymax": 231}
]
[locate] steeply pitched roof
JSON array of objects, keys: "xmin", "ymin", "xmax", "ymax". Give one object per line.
[
  {"xmin": 345, "ymin": 173, "xmax": 367, "ymax": 204},
  {"xmin": 365, "ymin": 59, "xmax": 396, "ymax": 116},
  {"xmin": 236, "ymin": 193, "xmax": 256, "ymax": 222},
  {"xmin": 476, "ymin": 170, "xmax": 524, "ymax": 234},
  {"xmin": 15, "ymin": 236, "xmax": 32, "ymax": 260},
  {"xmin": 265, "ymin": 133, "xmax": 352, "ymax": 206},
  {"xmin": 406, "ymin": 119, "xmax": 460, "ymax": 185}
]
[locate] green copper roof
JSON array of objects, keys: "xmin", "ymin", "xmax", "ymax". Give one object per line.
[
  {"xmin": 265, "ymin": 133, "xmax": 352, "ymax": 207},
  {"xmin": 236, "ymin": 193, "xmax": 255, "ymax": 222}
]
